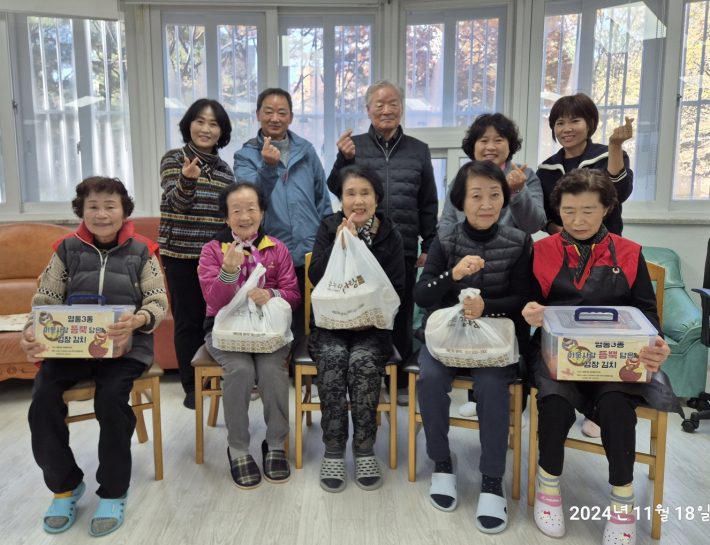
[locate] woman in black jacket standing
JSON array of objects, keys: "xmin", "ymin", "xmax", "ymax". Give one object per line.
[{"xmin": 309, "ymin": 165, "xmax": 405, "ymax": 494}]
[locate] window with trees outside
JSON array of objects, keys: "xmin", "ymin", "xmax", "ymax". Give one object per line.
[
  {"xmin": 539, "ymin": 0, "xmax": 667, "ymax": 201},
  {"xmin": 278, "ymin": 15, "xmax": 374, "ymax": 169},
  {"xmin": 674, "ymin": 0, "xmax": 710, "ymax": 200},
  {"xmin": 10, "ymin": 14, "xmax": 132, "ymax": 202},
  {"xmin": 404, "ymin": 6, "xmax": 507, "ymax": 128},
  {"xmin": 162, "ymin": 12, "xmax": 262, "ymax": 166}
]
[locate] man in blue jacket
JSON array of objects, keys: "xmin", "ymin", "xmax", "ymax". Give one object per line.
[{"xmin": 234, "ymin": 88, "xmax": 332, "ymax": 341}]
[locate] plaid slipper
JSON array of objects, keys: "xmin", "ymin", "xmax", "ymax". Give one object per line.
[
  {"xmin": 262, "ymin": 440, "xmax": 290, "ymax": 484},
  {"xmin": 227, "ymin": 448, "xmax": 262, "ymax": 490}
]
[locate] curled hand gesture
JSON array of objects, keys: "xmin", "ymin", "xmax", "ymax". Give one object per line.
[
  {"xmin": 108, "ymin": 313, "xmax": 147, "ymax": 348},
  {"xmin": 337, "ymin": 129, "xmax": 356, "ymax": 160},
  {"xmin": 182, "ymin": 157, "xmax": 202, "ymax": 179},
  {"xmin": 638, "ymin": 335, "xmax": 670, "ymax": 372},
  {"xmin": 522, "ymin": 302, "xmax": 546, "ymax": 328},
  {"xmin": 609, "ymin": 117, "xmax": 634, "ymax": 146},
  {"xmin": 452, "ymin": 255, "xmax": 485, "ymax": 281},
  {"xmin": 20, "ymin": 325, "xmax": 46, "ymax": 362},
  {"xmin": 248, "ymin": 288, "xmax": 272, "ymax": 306},
  {"xmin": 506, "ymin": 163, "xmax": 528, "ymax": 193},
  {"xmin": 335, "ymin": 213, "xmax": 358, "ymax": 248},
  {"xmin": 462, "ymin": 295, "xmax": 485, "ymax": 320},
  {"xmin": 261, "ymin": 136, "xmax": 281, "ymax": 166},
  {"xmin": 222, "ymin": 241, "xmax": 245, "ymax": 274}
]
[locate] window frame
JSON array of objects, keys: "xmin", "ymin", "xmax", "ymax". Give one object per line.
[
  {"xmin": 526, "ymin": 0, "xmax": 708, "ymax": 221},
  {"xmin": 399, "ymin": 0, "xmax": 518, "ymax": 154}
]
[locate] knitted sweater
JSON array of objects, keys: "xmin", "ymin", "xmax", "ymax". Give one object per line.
[{"xmin": 159, "ymin": 147, "xmax": 235, "ymax": 259}]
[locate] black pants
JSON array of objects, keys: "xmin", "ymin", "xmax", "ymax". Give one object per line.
[
  {"xmin": 537, "ymin": 392, "xmax": 639, "ymax": 486},
  {"xmin": 162, "ymin": 255, "xmax": 206, "ymax": 393},
  {"xmin": 391, "ymin": 256, "xmax": 416, "ymax": 385},
  {"xmin": 29, "ymin": 357, "xmax": 145, "ymax": 498},
  {"xmin": 292, "ymin": 265, "xmax": 306, "ymax": 343}
]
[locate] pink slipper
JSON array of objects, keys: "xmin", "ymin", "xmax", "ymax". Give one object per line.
[
  {"xmin": 603, "ymin": 512, "xmax": 636, "ymax": 545},
  {"xmin": 534, "ymin": 478, "xmax": 565, "ymax": 538}
]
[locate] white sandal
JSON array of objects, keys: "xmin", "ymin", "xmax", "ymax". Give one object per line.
[
  {"xmin": 352, "ymin": 448, "xmax": 383, "ymax": 491},
  {"xmin": 429, "ymin": 454, "xmax": 457, "ymax": 512},
  {"xmin": 476, "ymin": 483, "xmax": 508, "ymax": 534},
  {"xmin": 320, "ymin": 457, "xmax": 346, "ymax": 493}
]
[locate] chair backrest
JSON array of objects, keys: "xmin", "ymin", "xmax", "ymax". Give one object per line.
[
  {"xmin": 646, "ymin": 261, "xmax": 665, "ymax": 330},
  {"xmin": 304, "ymin": 252, "xmax": 314, "ymax": 335}
]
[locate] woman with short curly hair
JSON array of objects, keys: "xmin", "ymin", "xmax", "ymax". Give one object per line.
[{"xmin": 439, "ymin": 113, "xmax": 546, "ymax": 235}]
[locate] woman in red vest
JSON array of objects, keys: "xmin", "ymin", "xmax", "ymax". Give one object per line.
[{"xmin": 523, "ymin": 169, "xmax": 680, "ymax": 545}]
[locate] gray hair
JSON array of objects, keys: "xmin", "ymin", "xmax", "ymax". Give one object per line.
[{"xmin": 365, "ymin": 80, "xmax": 405, "ymax": 106}]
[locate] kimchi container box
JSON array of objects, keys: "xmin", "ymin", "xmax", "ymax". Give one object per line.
[
  {"xmin": 33, "ymin": 297, "xmax": 135, "ymax": 359},
  {"xmin": 541, "ymin": 306, "xmax": 657, "ymax": 383}
]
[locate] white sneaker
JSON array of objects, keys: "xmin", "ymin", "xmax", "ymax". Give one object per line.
[
  {"xmin": 582, "ymin": 418, "xmax": 601, "ymax": 438},
  {"xmin": 458, "ymin": 401, "xmax": 477, "ymax": 417},
  {"xmin": 396, "ymin": 388, "xmax": 409, "ymax": 406}
]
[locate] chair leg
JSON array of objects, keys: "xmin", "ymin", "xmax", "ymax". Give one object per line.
[
  {"xmin": 196, "ymin": 367, "xmax": 204, "ymax": 464},
  {"xmin": 210, "ymin": 377, "xmax": 221, "ymax": 424},
  {"xmin": 390, "ymin": 366, "xmax": 397, "ymax": 470},
  {"xmin": 512, "ymin": 383, "xmax": 522, "ymax": 501},
  {"xmin": 649, "ymin": 418, "xmax": 658, "ymax": 480},
  {"xmin": 408, "ymin": 373, "xmax": 417, "ymax": 482},
  {"xmin": 133, "ymin": 391, "xmax": 149, "ymax": 444},
  {"xmin": 305, "ymin": 375, "xmax": 312, "ymax": 427},
  {"xmin": 152, "ymin": 376, "xmax": 163, "ymax": 481},
  {"xmin": 295, "ymin": 366, "xmax": 303, "ymax": 469},
  {"xmin": 377, "ymin": 409, "xmax": 382, "ymax": 426},
  {"xmin": 207, "ymin": 385, "xmax": 220, "ymax": 428},
  {"xmin": 528, "ymin": 388, "xmax": 539, "ymax": 506},
  {"xmin": 651, "ymin": 412, "xmax": 668, "ymax": 540}
]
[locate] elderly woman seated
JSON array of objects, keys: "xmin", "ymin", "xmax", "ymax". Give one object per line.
[
  {"xmin": 523, "ymin": 168, "xmax": 680, "ymax": 545},
  {"xmin": 415, "ymin": 160, "xmax": 532, "ymax": 534},
  {"xmin": 21, "ymin": 176, "xmax": 168, "ymax": 537},
  {"xmin": 308, "ymin": 165, "xmax": 405, "ymax": 493}
]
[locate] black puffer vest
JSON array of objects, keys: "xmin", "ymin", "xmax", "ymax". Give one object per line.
[
  {"xmin": 56, "ymin": 225, "xmax": 155, "ymax": 365},
  {"xmin": 423, "ymin": 222, "xmax": 529, "ymax": 324}
]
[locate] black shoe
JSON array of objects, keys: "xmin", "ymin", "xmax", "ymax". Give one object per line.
[
  {"xmin": 183, "ymin": 391, "xmax": 195, "ymax": 410},
  {"xmin": 261, "ymin": 440, "xmax": 290, "ymax": 483},
  {"xmin": 227, "ymin": 448, "xmax": 262, "ymax": 489}
]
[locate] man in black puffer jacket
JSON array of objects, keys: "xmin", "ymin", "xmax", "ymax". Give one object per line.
[{"xmin": 327, "ymin": 80, "xmax": 439, "ymax": 401}]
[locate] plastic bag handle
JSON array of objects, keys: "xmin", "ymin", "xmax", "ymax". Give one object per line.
[
  {"xmin": 574, "ymin": 307, "xmax": 618, "ymax": 322},
  {"xmin": 67, "ymin": 295, "xmax": 106, "ymax": 306}
]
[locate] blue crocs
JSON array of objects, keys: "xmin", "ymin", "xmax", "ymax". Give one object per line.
[
  {"xmin": 44, "ymin": 481, "xmax": 86, "ymax": 533},
  {"xmin": 89, "ymin": 489, "xmax": 129, "ymax": 537}
]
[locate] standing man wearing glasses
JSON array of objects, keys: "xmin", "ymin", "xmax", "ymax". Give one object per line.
[{"xmin": 327, "ymin": 80, "xmax": 439, "ymax": 404}]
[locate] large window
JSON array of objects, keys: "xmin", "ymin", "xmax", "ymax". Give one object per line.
[
  {"xmin": 162, "ymin": 12, "xmax": 262, "ymax": 166},
  {"xmin": 10, "ymin": 15, "xmax": 132, "ymax": 202},
  {"xmin": 674, "ymin": 0, "xmax": 710, "ymax": 201},
  {"xmin": 279, "ymin": 15, "xmax": 374, "ymax": 169},
  {"xmin": 539, "ymin": 1, "xmax": 667, "ymax": 201},
  {"xmin": 404, "ymin": 7, "xmax": 507, "ymax": 128}
]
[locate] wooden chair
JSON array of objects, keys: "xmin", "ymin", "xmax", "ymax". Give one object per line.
[
  {"xmin": 63, "ymin": 361, "xmax": 164, "ymax": 480},
  {"xmin": 290, "ymin": 252, "xmax": 401, "ymax": 470},
  {"xmin": 191, "ymin": 345, "xmax": 289, "ymax": 464},
  {"xmin": 527, "ymin": 262, "xmax": 668, "ymax": 539},
  {"xmin": 404, "ymin": 353, "xmax": 524, "ymax": 500}
]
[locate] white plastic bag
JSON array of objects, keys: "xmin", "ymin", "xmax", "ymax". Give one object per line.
[
  {"xmin": 212, "ymin": 263, "xmax": 293, "ymax": 353},
  {"xmin": 425, "ymin": 288, "xmax": 518, "ymax": 368},
  {"xmin": 311, "ymin": 228, "xmax": 400, "ymax": 330}
]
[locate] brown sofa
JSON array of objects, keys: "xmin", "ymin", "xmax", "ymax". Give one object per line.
[
  {"xmin": 130, "ymin": 218, "xmax": 177, "ymax": 370},
  {"xmin": 0, "ymin": 223, "xmax": 73, "ymax": 380},
  {"xmin": 0, "ymin": 219, "xmax": 178, "ymax": 381}
]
